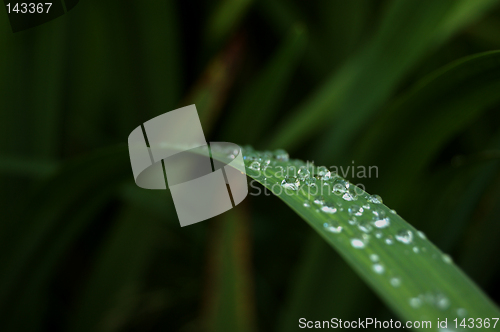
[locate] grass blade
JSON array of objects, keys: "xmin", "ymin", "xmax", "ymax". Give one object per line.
[{"xmin": 211, "ymin": 147, "xmax": 500, "ymax": 329}]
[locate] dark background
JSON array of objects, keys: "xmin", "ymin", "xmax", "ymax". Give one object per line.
[{"xmin": 1, "ymin": 0, "xmax": 500, "ymax": 331}]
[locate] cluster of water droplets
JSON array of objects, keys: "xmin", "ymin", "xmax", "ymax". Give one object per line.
[
  {"xmin": 242, "ymin": 147, "xmax": 459, "ymax": 307},
  {"xmin": 408, "ymin": 291, "xmax": 452, "ymax": 311}
]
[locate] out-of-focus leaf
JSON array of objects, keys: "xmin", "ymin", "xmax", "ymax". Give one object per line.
[
  {"xmin": 68, "ymin": 205, "xmax": 162, "ymax": 332},
  {"xmin": 0, "ymin": 146, "xmax": 129, "ymax": 312},
  {"xmin": 3, "ymin": 189, "xmax": 115, "ymax": 332},
  {"xmin": 0, "ymin": 155, "xmax": 58, "ymax": 177},
  {"xmin": 255, "ymin": 0, "xmax": 351, "ymax": 79},
  {"xmin": 355, "ymin": 51, "xmax": 500, "ymax": 206},
  {"xmin": 222, "ymin": 24, "xmax": 307, "ymax": 143},
  {"xmin": 183, "ymin": 34, "xmax": 246, "ymax": 133},
  {"xmin": 203, "ymin": 208, "xmax": 255, "ymax": 332},
  {"xmin": 135, "ymin": 1, "xmax": 182, "ymax": 117},
  {"xmin": 65, "ymin": 2, "xmax": 117, "ymax": 148},
  {"xmin": 268, "ymin": 0, "xmax": 497, "ymax": 157},
  {"xmin": 30, "ymin": 21, "xmax": 67, "ymax": 159},
  {"xmin": 205, "ymin": 0, "xmax": 253, "ymax": 50},
  {"xmin": 459, "ymin": 167, "xmax": 500, "ymax": 287},
  {"xmin": 424, "ymin": 148, "xmax": 500, "ymax": 251},
  {"xmin": 277, "ymin": 235, "xmax": 380, "ymax": 332}
]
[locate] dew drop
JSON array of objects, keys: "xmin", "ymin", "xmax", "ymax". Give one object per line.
[
  {"xmin": 249, "ymin": 161, "xmax": 261, "ymax": 171},
  {"xmin": 412, "ymin": 246, "xmax": 420, "ymax": 253},
  {"xmin": 358, "ymin": 221, "xmax": 372, "ymax": 233},
  {"xmin": 304, "ymin": 177, "xmax": 317, "ymax": 188},
  {"xmin": 385, "ymin": 238, "xmax": 393, "ymax": 245},
  {"xmin": 442, "ymin": 254, "xmax": 453, "ymax": 264},
  {"xmin": 261, "ymin": 150, "xmax": 273, "ymax": 161},
  {"xmin": 417, "ymin": 231, "xmax": 427, "ymax": 240},
  {"xmin": 370, "ymin": 254, "xmax": 379, "ymax": 262},
  {"xmin": 316, "ymin": 166, "xmax": 331, "ymax": 180},
  {"xmin": 368, "ymin": 195, "xmax": 383, "ymax": 204},
  {"xmin": 297, "ymin": 166, "xmax": 311, "ymax": 180},
  {"xmin": 323, "ymin": 222, "xmax": 342, "ymax": 233},
  {"xmin": 314, "ymin": 196, "xmax": 325, "ymax": 206},
  {"xmin": 273, "ymin": 149, "xmax": 289, "ymax": 162},
  {"xmin": 332, "ymin": 179, "xmax": 348, "ymax": 195},
  {"xmin": 409, "ymin": 297, "xmax": 422, "ymax": 308},
  {"xmin": 395, "ymin": 230, "xmax": 413, "ymax": 244},
  {"xmin": 372, "ymin": 264, "xmax": 384, "ymax": 274},
  {"xmin": 348, "ymin": 205, "xmax": 364, "ymax": 216},
  {"xmin": 303, "ymin": 201, "xmax": 311, "ymax": 208},
  {"xmin": 372, "ymin": 209, "xmax": 386, "ymax": 219},
  {"xmin": 351, "ymin": 238, "xmax": 366, "ymax": 249},
  {"xmin": 435, "ymin": 293, "xmax": 450, "ymax": 310},
  {"xmin": 281, "ymin": 176, "xmax": 300, "ymax": 190},
  {"xmin": 243, "ymin": 151, "xmax": 258, "ymax": 162},
  {"xmin": 368, "ymin": 194, "xmax": 383, "ymax": 204},
  {"xmin": 321, "ymin": 202, "xmax": 337, "ymax": 214},
  {"xmin": 457, "ymin": 308, "xmax": 467, "ymax": 317},
  {"xmin": 373, "ymin": 217, "xmax": 390, "ymax": 229},
  {"xmin": 390, "ymin": 277, "xmax": 401, "ymax": 287},
  {"xmin": 342, "ymin": 186, "xmax": 358, "ymax": 201}
]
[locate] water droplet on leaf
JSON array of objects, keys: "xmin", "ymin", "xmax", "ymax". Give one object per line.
[
  {"xmin": 409, "ymin": 297, "xmax": 422, "ymax": 308},
  {"xmin": 348, "ymin": 205, "xmax": 364, "ymax": 216},
  {"xmin": 281, "ymin": 176, "xmax": 300, "ymax": 190},
  {"xmin": 373, "ymin": 217, "xmax": 390, "ymax": 229},
  {"xmin": 323, "ymin": 222, "xmax": 342, "ymax": 233},
  {"xmin": 390, "ymin": 277, "xmax": 401, "ymax": 287},
  {"xmin": 273, "ymin": 149, "xmax": 289, "ymax": 162},
  {"xmin": 351, "ymin": 238, "xmax": 366, "ymax": 249},
  {"xmin": 373, "ymin": 264, "xmax": 384, "ymax": 274},
  {"xmin": 395, "ymin": 230, "xmax": 413, "ymax": 244},
  {"xmin": 321, "ymin": 202, "xmax": 337, "ymax": 214},
  {"xmin": 368, "ymin": 194, "xmax": 383, "ymax": 204},
  {"xmin": 314, "ymin": 196, "xmax": 325, "ymax": 206},
  {"xmin": 316, "ymin": 166, "xmax": 331, "ymax": 180}
]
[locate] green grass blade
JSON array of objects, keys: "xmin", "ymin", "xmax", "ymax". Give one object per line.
[{"xmin": 214, "ymin": 147, "xmax": 500, "ymax": 330}]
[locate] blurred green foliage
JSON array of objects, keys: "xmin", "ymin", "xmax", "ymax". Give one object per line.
[{"xmin": 1, "ymin": 0, "xmax": 500, "ymax": 331}]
